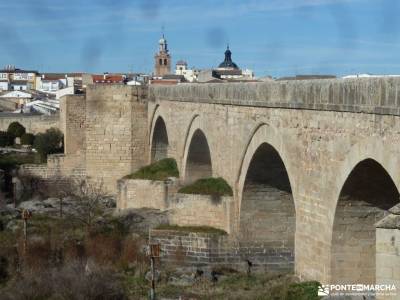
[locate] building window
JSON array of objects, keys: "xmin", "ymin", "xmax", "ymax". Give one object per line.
[
  {"xmin": 159, "ymin": 58, "xmax": 163, "ymax": 65},
  {"xmin": 164, "ymin": 59, "xmax": 167, "ymax": 65}
]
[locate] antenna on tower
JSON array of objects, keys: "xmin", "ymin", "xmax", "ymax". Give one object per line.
[{"xmin": 161, "ymin": 25, "xmax": 165, "ymax": 38}]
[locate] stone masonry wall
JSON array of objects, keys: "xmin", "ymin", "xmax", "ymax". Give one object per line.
[
  {"xmin": 240, "ymin": 183, "xmax": 295, "ymax": 268},
  {"xmin": 149, "ymin": 77, "xmax": 400, "ymax": 116},
  {"xmin": 150, "ymin": 229, "xmax": 293, "ymax": 273},
  {"xmin": 116, "ymin": 178, "xmax": 229, "ymax": 231},
  {"xmin": 20, "ymin": 153, "xmax": 86, "ymax": 180},
  {"xmin": 60, "ymin": 94, "xmax": 86, "ymax": 155},
  {"xmin": 85, "ymin": 85, "xmax": 148, "ymax": 193},
  {"xmin": 168, "ymin": 193, "xmax": 232, "ymax": 232},
  {"xmin": 376, "ymin": 227, "xmax": 400, "ymax": 300},
  {"xmin": 117, "ymin": 179, "xmax": 171, "ymax": 210},
  {"xmin": 332, "ymin": 199, "xmax": 384, "ymax": 285},
  {"xmin": 150, "ymin": 230, "xmax": 234, "ymax": 267},
  {"xmin": 0, "ymin": 114, "xmax": 59, "ymax": 134},
  {"xmin": 376, "ymin": 205, "xmax": 400, "ymax": 300}
]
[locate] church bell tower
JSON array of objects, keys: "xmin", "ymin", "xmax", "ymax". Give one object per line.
[{"xmin": 154, "ymin": 33, "xmax": 171, "ymax": 77}]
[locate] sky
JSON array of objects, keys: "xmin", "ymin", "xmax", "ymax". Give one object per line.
[{"xmin": 0, "ymin": 0, "xmax": 399, "ymax": 78}]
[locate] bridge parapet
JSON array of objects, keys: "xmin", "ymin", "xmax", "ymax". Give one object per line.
[{"xmin": 149, "ymin": 77, "xmax": 400, "ymax": 116}]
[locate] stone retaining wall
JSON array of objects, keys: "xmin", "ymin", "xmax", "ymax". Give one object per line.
[
  {"xmin": 117, "ymin": 178, "xmax": 179, "ymax": 209},
  {"xmin": 19, "ymin": 153, "xmax": 86, "ymax": 180},
  {"xmin": 0, "ymin": 114, "xmax": 59, "ymax": 134},
  {"xmin": 376, "ymin": 205, "xmax": 400, "ymax": 300},
  {"xmin": 168, "ymin": 193, "xmax": 232, "ymax": 232},
  {"xmin": 150, "ymin": 229, "xmax": 294, "ymax": 273},
  {"xmin": 116, "ymin": 178, "xmax": 231, "ymax": 232}
]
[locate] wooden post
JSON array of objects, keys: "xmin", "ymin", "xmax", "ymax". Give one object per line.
[
  {"xmin": 21, "ymin": 209, "xmax": 32, "ymax": 257},
  {"xmin": 148, "ymin": 242, "xmax": 160, "ymax": 300},
  {"xmin": 59, "ymin": 197, "xmax": 63, "ymax": 218},
  {"xmin": 150, "ymin": 256, "xmax": 155, "ymax": 300},
  {"xmin": 13, "ymin": 183, "xmax": 16, "ymax": 208}
]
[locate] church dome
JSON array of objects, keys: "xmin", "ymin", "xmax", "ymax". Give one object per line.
[{"xmin": 218, "ymin": 45, "xmax": 239, "ymax": 69}]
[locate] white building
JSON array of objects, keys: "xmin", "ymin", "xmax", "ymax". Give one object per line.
[
  {"xmin": 0, "ymin": 72, "xmax": 9, "ymax": 91},
  {"xmin": 242, "ymin": 69, "xmax": 255, "ymax": 79},
  {"xmin": 0, "ymin": 91, "xmax": 33, "ymax": 99},
  {"xmin": 175, "ymin": 60, "xmax": 199, "ymax": 82},
  {"xmin": 0, "ymin": 66, "xmax": 39, "ymax": 90},
  {"xmin": 55, "ymin": 86, "xmax": 75, "ymax": 100},
  {"xmin": 36, "ymin": 74, "xmax": 74, "ymax": 93}
]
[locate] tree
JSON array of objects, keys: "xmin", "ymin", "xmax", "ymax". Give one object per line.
[
  {"xmin": 7, "ymin": 122, "xmax": 26, "ymax": 139},
  {"xmin": 0, "ymin": 131, "xmax": 14, "ymax": 147},
  {"xmin": 62, "ymin": 179, "xmax": 109, "ymax": 233},
  {"xmin": 20, "ymin": 133, "xmax": 35, "ymax": 145},
  {"xmin": 33, "ymin": 128, "xmax": 63, "ymax": 161}
]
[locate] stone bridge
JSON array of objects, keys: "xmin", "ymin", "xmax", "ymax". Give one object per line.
[
  {"xmin": 146, "ymin": 79, "xmax": 400, "ymax": 285},
  {"xmin": 36, "ymin": 78, "xmax": 400, "ymax": 289}
]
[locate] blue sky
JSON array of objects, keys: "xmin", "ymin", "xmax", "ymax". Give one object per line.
[{"xmin": 0, "ymin": 0, "xmax": 399, "ymax": 77}]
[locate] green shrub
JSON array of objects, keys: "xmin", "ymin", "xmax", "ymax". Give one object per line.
[
  {"xmin": 0, "ymin": 153, "xmax": 36, "ymax": 170},
  {"xmin": 20, "ymin": 133, "xmax": 35, "ymax": 145},
  {"xmin": 126, "ymin": 158, "xmax": 179, "ymax": 181},
  {"xmin": 7, "ymin": 122, "xmax": 25, "ymax": 138},
  {"xmin": 287, "ymin": 281, "xmax": 321, "ymax": 300},
  {"xmin": 33, "ymin": 128, "xmax": 63, "ymax": 161},
  {"xmin": 0, "ymin": 131, "xmax": 14, "ymax": 147},
  {"xmin": 178, "ymin": 177, "xmax": 233, "ymax": 196}
]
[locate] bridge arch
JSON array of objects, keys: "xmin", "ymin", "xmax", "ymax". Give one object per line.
[
  {"xmin": 330, "ymin": 138, "xmax": 400, "ymax": 284},
  {"xmin": 236, "ymin": 123, "xmax": 296, "ymax": 271},
  {"xmin": 181, "ymin": 115, "xmax": 213, "ymax": 183},
  {"xmin": 150, "ymin": 116, "xmax": 169, "ymax": 162}
]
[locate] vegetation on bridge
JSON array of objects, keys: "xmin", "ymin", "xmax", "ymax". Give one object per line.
[
  {"xmin": 178, "ymin": 177, "xmax": 233, "ymax": 196},
  {"xmin": 155, "ymin": 224, "xmax": 227, "ymax": 235},
  {"xmin": 126, "ymin": 158, "xmax": 179, "ymax": 181}
]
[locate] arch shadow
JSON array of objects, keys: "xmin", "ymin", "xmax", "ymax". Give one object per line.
[
  {"xmin": 235, "ymin": 123, "xmax": 296, "ymax": 272},
  {"xmin": 331, "ymin": 158, "xmax": 399, "ymax": 285},
  {"xmin": 150, "ymin": 116, "xmax": 169, "ymax": 162}
]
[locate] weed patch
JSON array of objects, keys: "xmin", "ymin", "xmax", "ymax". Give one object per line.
[{"xmin": 125, "ymin": 158, "xmax": 179, "ymax": 181}]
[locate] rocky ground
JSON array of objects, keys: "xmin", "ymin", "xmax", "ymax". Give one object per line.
[
  {"xmin": 0, "ymin": 195, "xmax": 169, "ymax": 234},
  {"xmin": 0, "ymin": 196, "xmax": 320, "ymax": 299}
]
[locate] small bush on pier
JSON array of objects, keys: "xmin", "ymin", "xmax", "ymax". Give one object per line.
[
  {"xmin": 155, "ymin": 224, "xmax": 227, "ymax": 235},
  {"xmin": 178, "ymin": 177, "xmax": 233, "ymax": 196},
  {"xmin": 126, "ymin": 158, "xmax": 179, "ymax": 181}
]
